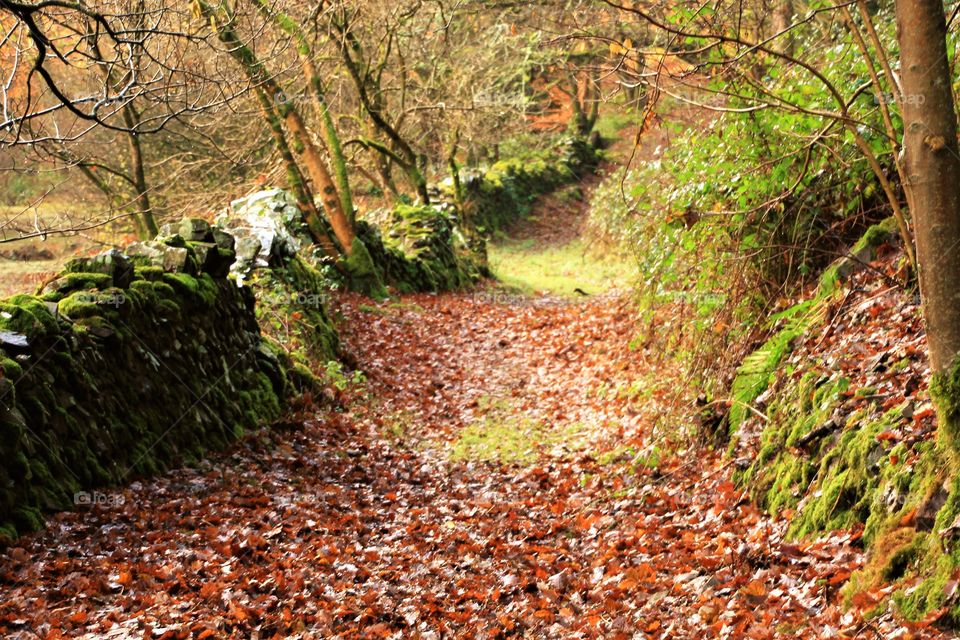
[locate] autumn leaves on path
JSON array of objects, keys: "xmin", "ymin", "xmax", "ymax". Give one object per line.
[
  {"xmin": 0, "ymin": 278, "xmax": 938, "ymax": 639},
  {"xmin": 0, "ymin": 190, "xmax": 947, "ymax": 639}
]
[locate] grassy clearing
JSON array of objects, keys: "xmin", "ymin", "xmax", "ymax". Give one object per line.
[
  {"xmin": 449, "ymin": 396, "xmax": 588, "ymax": 463},
  {"xmin": 594, "ymin": 109, "xmax": 638, "ymax": 141},
  {"xmin": 488, "ymin": 237, "xmax": 636, "ymax": 297},
  {"xmin": 450, "ymin": 414, "xmax": 587, "ymax": 463}
]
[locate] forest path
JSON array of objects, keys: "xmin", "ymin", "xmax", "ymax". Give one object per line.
[{"xmin": 0, "ymin": 190, "xmax": 939, "ymax": 639}]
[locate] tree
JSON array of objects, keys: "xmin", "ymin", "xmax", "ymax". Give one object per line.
[
  {"xmin": 593, "ymin": 0, "xmax": 960, "ymax": 451},
  {"xmin": 247, "ymin": 0, "xmax": 356, "ymax": 225},
  {"xmin": 193, "ymin": 0, "xmax": 355, "ymax": 256},
  {"xmin": 895, "ymin": 0, "xmax": 960, "ymax": 445}
]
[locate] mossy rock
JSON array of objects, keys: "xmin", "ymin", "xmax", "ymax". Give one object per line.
[
  {"xmin": 0, "ymin": 296, "xmax": 58, "ymax": 340},
  {"xmin": 344, "ymin": 237, "xmax": 388, "ymax": 299}
]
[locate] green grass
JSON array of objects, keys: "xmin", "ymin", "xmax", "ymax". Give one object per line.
[
  {"xmin": 594, "ymin": 109, "xmax": 637, "ymax": 141},
  {"xmin": 450, "ymin": 414, "xmax": 586, "ymax": 464},
  {"xmin": 0, "ymin": 201, "xmax": 127, "ymax": 298},
  {"xmin": 448, "ymin": 395, "xmax": 588, "ymax": 463},
  {"xmin": 488, "ymin": 237, "xmax": 637, "ymax": 297}
]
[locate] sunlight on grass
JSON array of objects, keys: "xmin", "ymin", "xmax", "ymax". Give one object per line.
[
  {"xmin": 449, "ymin": 396, "xmax": 588, "ymax": 463},
  {"xmin": 0, "ymin": 200, "xmax": 119, "ymax": 298},
  {"xmin": 450, "ymin": 416, "xmax": 586, "ymax": 464},
  {"xmin": 488, "ymin": 237, "xmax": 636, "ymax": 297}
]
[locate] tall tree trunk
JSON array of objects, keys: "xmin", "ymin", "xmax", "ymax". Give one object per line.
[
  {"xmin": 246, "ymin": 0, "xmax": 356, "ymax": 225},
  {"xmin": 333, "ymin": 22, "xmax": 430, "ymax": 204},
  {"xmin": 771, "ymin": 0, "xmax": 794, "ymax": 56},
  {"xmin": 253, "ymin": 88, "xmax": 341, "ymax": 259},
  {"xmin": 197, "ymin": 0, "xmax": 354, "ymax": 254},
  {"xmin": 896, "ymin": 0, "xmax": 960, "ymax": 456},
  {"xmin": 896, "ymin": 0, "xmax": 960, "ymax": 375},
  {"xmin": 279, "ymin": 105, "xmax": 355, "ymax": 254}
]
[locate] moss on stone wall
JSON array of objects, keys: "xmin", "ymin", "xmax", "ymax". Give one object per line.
[
  {"xmin": 357, "ymin": 206, "xmax": 482, "ymax": 294},
  {"xmin": 459, "ymin": 136, "xmax": 598, "ymax": 234},
  {"xmin": 728, "ymin": 218, "xmax": 898, "ymax": 439},
  {"xmin": 249, "ymin": 253, "xmax": 340, "ymax": 382},
  {"xmin": 349, "ymin": 136, "xmax": 597, "ymax": 295},
  {"xmin": 0, "ymin": 227, "xmax": 292, "ymax": 542}
]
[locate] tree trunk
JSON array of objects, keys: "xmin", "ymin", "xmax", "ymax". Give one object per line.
[
  {"xmin": 246, "ymin": 0, "xmax": 356, "ymax": 225},
  {"xmin": 121, "ymin": 110, "xmax": 158, "ymax": 238},
  {"xmin": 896, "ymin": 0, "xmax": 960, "ymax": 375},
  {"xmin": 771, "ymin": 0, "xmax": 794, "ymax": 56},
  {"xmin": 253, "ymin": 87, "xmax": 341, "ymax": 259},
  {"xmin": 279, "ymin": 104, "xmax": 355, "ymax": 254},
  {"xmin": 302, "ymin": 58, "xmax": 355, "ymax": 225},
  {"xmin": 197, "ymin": 0, "xmax": 353, "ymax": 255}
]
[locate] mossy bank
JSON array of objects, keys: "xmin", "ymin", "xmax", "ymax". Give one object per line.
[{"xmin": 729, "ymin": 218, "xmax": 960, "ymax": 623}]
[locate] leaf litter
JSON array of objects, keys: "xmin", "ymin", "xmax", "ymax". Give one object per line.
[{"xmin": 0, "ymin": 265, "xmax": 952, "ymax": 639}]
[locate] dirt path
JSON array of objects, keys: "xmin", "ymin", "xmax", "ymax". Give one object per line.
[{"xmin": 0, "ymin": 201, "xmax": 946, "ymax": 639}]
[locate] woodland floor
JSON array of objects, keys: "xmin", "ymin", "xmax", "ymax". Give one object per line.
[{"xmin": 0, "ymin": 187, "xmax": 953, "ymax": 639}]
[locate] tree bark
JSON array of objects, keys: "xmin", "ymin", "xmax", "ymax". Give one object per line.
[
  {"xmin": 280, "ymin": 105, "xmax": 355, "ymax": 255},
  {"xmin": 197, "ymin": 0, "xmax": 354, "ymax": 254},
  {"xmin": 121, "ymin": 106, "xmax": 159, "ymax": 238},
  {"xmin": 896, "ymin": 0, "xmax": 960, "ymax": 374},
  {"xmin": 246, "ymin": 0, "xmax": 356, "ymax": 225},
  {"xmin": 333, "ymin": 21, "xmax": 431, "ymax": 204},
  {"xmin": 771, "ymin": 0, "xmax": 794, "ymax": 56},
  {"xmin": 253, "ymin": 88, "xmax": 341, "ymax": 259}
]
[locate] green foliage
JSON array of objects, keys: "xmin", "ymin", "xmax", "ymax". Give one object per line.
[
  {"xmin": 586, "ymin": 10, "xmax": 900, "ymax": 389},
  {"xmin": 323, "ymin": 360, "xmax": 366, "ymax": 392},
  {"xmin": 464, "ymin": 136, "xmax": 598, "ymax": 233},
  {"xmin": 250, "ymin": 254, "xmax": 340, "ymax": 375}
]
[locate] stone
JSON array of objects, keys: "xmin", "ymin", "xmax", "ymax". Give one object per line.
[
  {"xmin": 126, "ymin": 242, "xmax": 195, "ymax": 275},
  {"xmin": 178, "ymin": 218, "xmax": 214, "ymax": 242},
  {"xmin": 189, "ymin": 241, "xmax": 235, "ymax": 278},
  {"xmin": 212, "ymin": 228, "xmax": 236, "ymax": 252},
  {"xmin": 217, "ymin": 189, "xmax": 308, "ymax": 277},
  {"xmin": 65, "ymin": 249, "xmax": 134, "ymax": 289},
  {"xmin": 0, "ymin": 331, "xmax": 28, "ymax": 350},
  {"xmin": 235, "ymin": 236, "xmax": 262, "ymax": 265}
]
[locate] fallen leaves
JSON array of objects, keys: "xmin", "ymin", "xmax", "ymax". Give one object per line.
[{"xmin": 0, "ymin": 278, "xmax": 950, "ymax": 639}]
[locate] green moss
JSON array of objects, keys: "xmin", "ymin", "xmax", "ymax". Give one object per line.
[
  {"xmin": 0, "ymin": 295, "xmax": 58, "ymax": 339},
  {"xmin": 134, "ymin": 265, "xmax": 165, "ymax": 281},
  {"xmin": 883, "ymin": 475, "xmax": 960, "ymax": 622},
  {"xmin": 344, "ymin": 237, "xmax": 388, "ymax": 299},
  {"xmin": 730, "ymin": 219, "xmax": 900, "ymax": 441},
  {"xmin": 931, "ymin": 355, "xmax": 960, "ymax": 457},
  {"xmin": 56, "ymin": 291, "xmax": 105, "ymax": 320},
  {"xmin": 11, "ymin": 505, "xmax": 43, "ymax": 532},
  {"xmin": 851, "ymin": 217, "xmax": 897, "ymax": 256},
  {"xmin": 40, "ymin": 272, "xmax": 115, "ymax": 301},
  {"xmin": 0, "ymin": 522, "xmax": 17, "ymax": 544},
  {"xmin": 0, "ymin": 357, "xmax": 23, "ymax": 379},
  {"xmin": 162, "ymin": 272, "xmax": 219, "ymax": 305}
]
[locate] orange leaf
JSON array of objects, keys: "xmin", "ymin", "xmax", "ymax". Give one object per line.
[
  {"xmin": 828, "ymin": 570, "xmax": 851, "ymax": 585},
  {"xmin": 618, "ymin": 578, "xmax": 638, "ymax": 591},
  {"xmin": 68, "ymin": 611, "xmax": 88, "ymax": 625}
]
